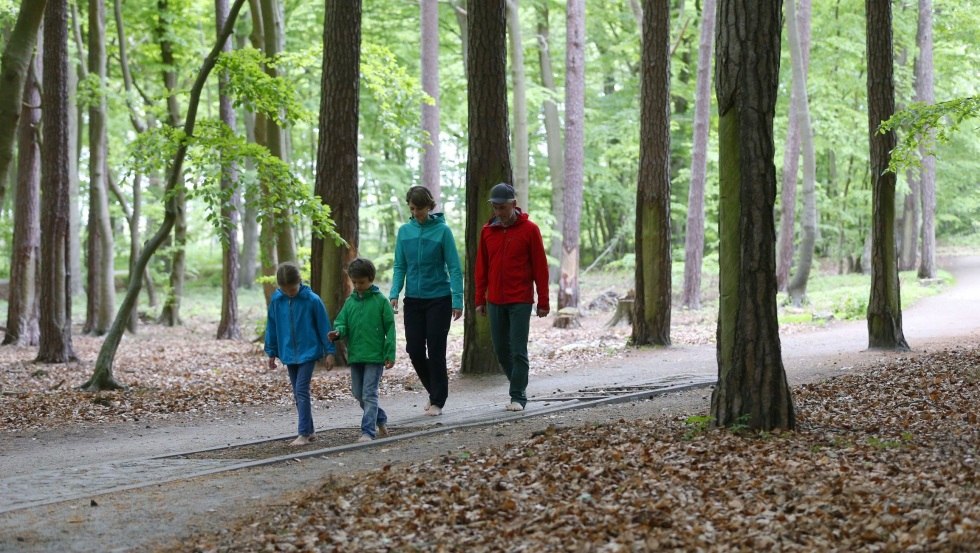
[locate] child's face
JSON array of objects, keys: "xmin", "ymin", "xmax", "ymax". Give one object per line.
[
  {"xmin": 350, "ymin": 276, "xmax": 373, "ymax": 293},
  {"xmin": 279, "ymin": 282, "xmax": 301, "ymax": 298}
]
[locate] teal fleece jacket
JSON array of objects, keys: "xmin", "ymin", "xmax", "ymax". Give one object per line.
[
  {"xmin": 333, "ymin": 285, "xmax": 397, "ymax": 364},
  {"xmin": 264, "ymin": 285, "xmax": 335, "ymax": 364},
  {"xmin": 389, "ymin": 213, "xmax": 464, "ymax": 310}
]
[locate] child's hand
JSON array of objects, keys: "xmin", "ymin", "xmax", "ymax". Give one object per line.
[
  {"xmin": 384, "ymin": 360, "xmax": 394, "ymax": 369},
  {"xmin": 323, "ymin": 354, "xmax": 336, "ymax": 370},
  {"xmin": 267, "ymin": 357, "xmax": 277, "ymax": 370},
  {"xmin": 327, "ymin": 330, "xmax": 340, "ymax": 341}
]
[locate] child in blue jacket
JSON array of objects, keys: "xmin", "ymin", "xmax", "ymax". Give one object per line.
[{"xmin": 265, "ymin": 262, "xmax": 335, "ymax": 446}]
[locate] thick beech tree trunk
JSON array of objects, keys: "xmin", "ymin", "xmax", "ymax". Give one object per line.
[
  {"xmin": 681, "ymin": 0, "xmax": 716, "ymax": 310},
  {"xmin": 632, "ymin": 0, "xmax": 671, "ymax": 346},
  {"xmin": 0, "ymin": 0, "xmax": 47, "ymax": 187},
  {"xmin": 312, "ymin": 0, "xmax": 362, "ymax": 366},
  {"xmin": 710, "ymin": 0, "xmax": 795, "ymax": 431},
  {"xmin": 865, "ymin": 0, "xmax": 909, "ymax": 351},
  {"xmin": 536, "ymin": 4, "xmax": 564, "ymax": 284},
  {"xmin": 461, "ymin": 0, "xmax": 512, "ymax": 374},
  {"xmin": 420, "ymin": 0, "xmax": 442, "ymax": 202},
  {"xmin": 554, "ymin": 0, "xmax": 585, "ymax": 329}
]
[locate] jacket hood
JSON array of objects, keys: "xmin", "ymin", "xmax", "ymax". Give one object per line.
[
  {"xmin": 408, "ymin": 212, "xmax": 447, "ymax": 228},
  {"xmin": 351, "ymin": 284, "xmax": 383, "ymax": 300},
  {"xmin": 485, "ymin": 208, "xmax": 528, "ymax": 228},
  {"xmin": 270, "ymin": 283, "xmax": 315, "ymax": 302}
]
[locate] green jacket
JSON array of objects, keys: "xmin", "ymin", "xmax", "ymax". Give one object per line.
[{"xmin": 333, "ymin": 285, "xmax": 396, "ymax": 364}]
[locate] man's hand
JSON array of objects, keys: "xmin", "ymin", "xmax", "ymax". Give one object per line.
[
  {"xmin": 267, "ymin": 357, "xmax": 277, "ymax": 370},
  {"xmin": 390, "ymin": 298, "xmax": 399, "ymax": 314},
  {"xmin": 536, "ymin": 306, "xmax": 550, "ymax": 318},
  {"xmin": 452, "ymin": 308, "xmax": 463, "ymax": 321},
  {"xmin": 327, "ymin": 330, "xmax": 340, "ymax": 341},
  {"xmin": 476, "ymin": 305, "xmax": 487, "ymax": 317}
]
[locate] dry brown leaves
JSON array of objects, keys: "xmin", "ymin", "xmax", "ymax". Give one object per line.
[{"xmin": 180, "ymin": 346, "xmax": 979, "ymax": 552}]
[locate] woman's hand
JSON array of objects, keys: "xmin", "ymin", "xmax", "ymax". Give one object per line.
[
  {"xmin": 452, "ymin": 308, "xmax": 463, "ymax": 321},
  {"xmin": 390, "ymin": 298, "xmax": 399, "ymax": 314}
]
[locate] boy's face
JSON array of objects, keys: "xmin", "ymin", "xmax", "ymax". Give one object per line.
[
  {"xmin": 350, "ymin": 276, "xmax": 374, "ymax": 293},
  {"xmin": 279, "ymin": 282, "xmax": 301, "ymax": 298}
]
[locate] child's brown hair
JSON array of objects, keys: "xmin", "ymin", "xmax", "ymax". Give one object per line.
[{"xmin": 276, "ymin": 262, "xmax": 302, "ymax": 287}]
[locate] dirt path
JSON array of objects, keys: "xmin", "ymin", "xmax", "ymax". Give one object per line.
[{"xmin": 1, "ymin": 255, "xmax": 978, "ymax": 552}]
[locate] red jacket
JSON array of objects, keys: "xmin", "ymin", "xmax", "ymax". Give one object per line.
[{"xmin": 475, "ymin": 210, "xmax": 550, "ymax": 310}]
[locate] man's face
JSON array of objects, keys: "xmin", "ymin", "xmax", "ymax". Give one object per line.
[
  {"xmin": 351, "ymin": 276, "xmax": 374, "ymax": 293},
  {"xmin": 279, "ymin": 282, "xmax": 301, "ymax": 298},
  {"xmin": 491, "ymin": 200, "xmax": 516, "ymax": 222}
]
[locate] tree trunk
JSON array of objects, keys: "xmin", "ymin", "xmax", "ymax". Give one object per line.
[
  {"xmin": 681, "ymin": 0, "xmax": 715, "ymax": 310},
  {"xmin": 899, "ymin": 167, "xmax": 919, "ymax": 271},
  {"xmin": 785, "ymin": 0, "xmax": 817, "ymax": 307},
  {"xmin": 535, "ymin": 4, "xmax": 564, "ymax": 284},
  {"xmin": 4, "ymin": 43, "xmax": 42, "ymax": 347},
  {"xmin": 462, "ymin": 0, "xmax": 512, "ymax": 373},
  {"xmin": 83, "ymin": 0, "xmax": 115, "ymax": 336},
  {"xmin": 554, "ymin": 0, "xmax": 585, "ymax": 329},
  {"xmin": 312, "ymin": 0, "xmax": 362, "ymax": 366},
  {"xmin": 915, "ymin": 0, "xmax": 936, "ymax": 280},
  {"xmin": 632, "ymin": 0, "xmax": 671, "ymax": 346},
  {"xmin": 865, "ymin": 0, "xmax": 909, "ymax": 351},
  {"xmin": 239, "ymin": 104, "xmax": 259, "ymax": 290},
  {"xmin": 453, "ymin": 0, "xmax": 468, "ymax": 71},
  {"xmin": 0, "ymin": 0, "xmax": 47, "ymax": 187},
  {"xmin": 507, "ymin": 0, "xmax": 529, "ymax": 209},
  {"xmin": 710, "ymin": 0, "xmax": 795, "ymax": 431},
  {"xmin": 420, "ymin": 0, "xmax": 442, "ymax": 202},
  {"xmin": 83, "ymin": 0, "xmax": 248, "ymax": 390},
  {"xmin": 37, "ymin": 0, "xmax": 77, "ymax": 364},
  {"xmin": 216, "ymin": 0, "xmax": 241, "ymax": 340}
]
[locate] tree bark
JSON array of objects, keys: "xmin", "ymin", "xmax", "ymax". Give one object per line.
[
  {"xmin": 710, "ymin": 0, "xmax": 795, "ymax": 431},
  {"xmin": 535, "ymin": 4, "xmax": 564, "ymax": 284},
  {"xmin": 507, "ymin": 0, "xmax": 530, "ymax": 209},
  {"xmin": 0, "ymin": 0, "xmax": 47, "ymax": 188},
  {"xmin": 216, "ymin": 0, "xmax": 241, "ymax": 340},
  {"xmin": 899, "ymin": 167, "xmax": 919, "ymax": 270},
  {"xmin": 83, "ymin": 0, "xmax": 248, "ymax": 390},
  {"xmin": 915, "ymin": 0, "xmax": 936, "ymax": 280},
  {"xmin": 681, "ymin": 0, "xmax": 716, "ymax": 310},
  {"xmin": 865, "ymin": 0, "xmax": 909, "ymax": 351},
  {"xmin": 420, "ymin": 0, "xmax": 442, "ymax": 202},
  {"xmin": 554, "ymin": 0, "xmax": 585, "ymax": 329},
  {"xmin": 312, "ymin": 0, "xmax": 362, "ymax": 365},
  {"xmin": 83, "ymin": 0, "xmax": 116, "ymax": 336},
  {"xmin": 37, "ymin": 0, "xmax": 77, "ymax": 364},
  {"xmin": 461, "ymin": 0, "xmax": 512, "ymax": 373},
  {"xmin": 632, "ymin": 0, "xmax": 671, "ymax": 346},
  {"xmin": 4, "ymin": 42, "xmax": 42, "ymax": 346}
]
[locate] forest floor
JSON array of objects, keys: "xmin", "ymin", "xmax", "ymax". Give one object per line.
[{"xmin": 1, "ymin": 254, "xmax": 978, "ymax": 552}]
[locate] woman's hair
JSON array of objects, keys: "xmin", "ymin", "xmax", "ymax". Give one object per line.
[
  {"xmin": 406, "ymin": 186, "xmax": 436, "ymax": 210},
  {"xmin": 347, "ymin": 257, "xmax": 377, "ymax": 281},
  {"xmin": 276, "ymin": 262, "xmax": 302, "ymax": 286}
]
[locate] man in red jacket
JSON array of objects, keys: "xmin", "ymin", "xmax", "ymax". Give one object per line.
[{"xmin": 475, "ymin": 182, "xmax": 551, "ymax": 411}]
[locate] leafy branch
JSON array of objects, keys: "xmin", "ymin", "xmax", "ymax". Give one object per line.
[{"xmin": 880, "ymin": 95, "xmax": 980, "ymax": 173}]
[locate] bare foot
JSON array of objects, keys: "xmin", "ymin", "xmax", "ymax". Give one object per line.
[{"xmin": 289, "ymin": 435, "xmax": 311, "ymax": 446}]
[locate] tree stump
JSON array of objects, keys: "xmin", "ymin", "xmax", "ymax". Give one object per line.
[
  {"xmin": 606, "ymin": 290, "xmax": 635, "ymax": 327},
  {"xmin": 553, "ymin": 307, "xmax": 582, "ymax": 329}
]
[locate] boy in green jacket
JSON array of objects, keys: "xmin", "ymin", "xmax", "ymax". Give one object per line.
[{"xmin": 328, "ymin": 258, "xmax": 396, "ymax": 442}]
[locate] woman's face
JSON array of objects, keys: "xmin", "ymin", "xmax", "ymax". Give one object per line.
[{"xmin": 409, "ymin": 202, "xmax": 430, "ymax": 223}]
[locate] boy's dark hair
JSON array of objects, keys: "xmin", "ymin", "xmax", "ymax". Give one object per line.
[
  {"xmin": 276, "ymin": 262, "xmax": 302, "ymax": 286},
  {"xmin": 406, "ymin": 186, "xmax": 436, "ymax": 210},
  {"xmin": 347, "ymin": 257, "xmax": 376, "ymax": 281}
]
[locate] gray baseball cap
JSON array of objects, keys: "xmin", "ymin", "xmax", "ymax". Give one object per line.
[{"xmin": 488, "ymin": 183, "xmax": 516, "ymax": 204}]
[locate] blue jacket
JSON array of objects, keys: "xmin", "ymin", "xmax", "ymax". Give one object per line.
[
  {"xmin": 264, "ymin": 284, "xmax": 335, "ymax": 364},
  {"xmin": 389, "ymin": 213, "xmax": 464, "ymax": 309}
]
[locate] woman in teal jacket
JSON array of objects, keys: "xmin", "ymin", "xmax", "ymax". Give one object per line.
[{"xmin": 389, "ymin": 186, "xmax": 463, "ymax": 416}]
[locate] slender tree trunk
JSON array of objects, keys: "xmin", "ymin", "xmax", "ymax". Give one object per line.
[
  {"xmin": 67, "ymin": 39, "xmax": 82, "ymax": 297},
  {"xmin": 83, "ymin": 0, "xmax": 248, "ymax": 390},
  {"xmin": 453, "ymin": 0, "xmax": 468, "ymax": 71},
  {"xmin": 507, "ymin": 0, "xmax": 530, "ymax": 208},
  {"xmin": 536, "ymin": 4, "xmax": 564, "ymax": 284},
  {"xmin": 915, "ymin": 0, "xmax": 936, "ymax": 280},
  {"xmin": 785, "ymin": 0, "xmax": 817, "ymax": 306},
  {"xmin": 710, "ymin": 0, "xmax": 794, "ymax": 431},
  {"xmin": 83, "ymin": 0, "xmax": 115, "ymax": 336},
  {"xmin": 681, "ymin": 0, "xmax": 716, "ymax": 310},
  {"xmin": 899, "ymin": 167, "xmax": 919, "ymax": 270},
  {"xmin": 216, "ymin": 0, "xmax": 241, "ymax": 340},
  {"xmin": 4, "ymin": 43, "xmax": 42, "ymax": 346},
  {"xmin": 37, "ymin": 0, "xmax": 77, "ymax": 364},
  {"xmin": 632, "ymin": 0, "xmax": 671, "ymax": 346},
  {"xmin": 462, "ymin": 0, "xmax": 512, "ymax": 373},
  {"xmin": 239, "ymin": 105, "xmax": 259, "ymax": 290},
  {"xmin": 0, "ymin": 0, "xmax": 47, "ymax": 187},
  {"xmin": 554, "ymin": 0, "xmax": 585, "ymax": 329},
  {"xmin": 865, "ymin": 0, "xmax": 908, "ymax": 351},
  {"xmin": 420, "ymin": 0, "xmax": 442, "ymax": 202},
  {"xmin": 312, "ymin": 0, "xmax": 362, "ymax": 365}
]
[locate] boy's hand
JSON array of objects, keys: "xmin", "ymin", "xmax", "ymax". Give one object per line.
[
  {"xmin": 267, "ymin": 357, "xmax": 277, "ymax": 370},
  {"xmin": 327, "ymin": 330, "xmax": 340, "ymax": 341},
  {"xmin": 384, "ymin": 360, "xmax": 394, "ymax": 369},
  {"xmin": 323, "ymin": 354, "xmax": 336, "ymax": 370}
]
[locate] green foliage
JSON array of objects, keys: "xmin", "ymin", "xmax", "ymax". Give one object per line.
[
  {"xmin": 682, "ymin": 415, "xmax": 712, "ymax": 440},
  {"xmin": 880, "ymin": 96, "xmax": 980, "ymax": 173},
  {"xmin": 215, "ymin": 48, "xmax": 313, "ymax": 125}
]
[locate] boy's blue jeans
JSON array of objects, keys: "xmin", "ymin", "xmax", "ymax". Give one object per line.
[
  {"xmin": 350, "ymin": 363, "xmax": 387, "ymax": 438},
  {"xmin": 286, "ymin": 361, "xmax": 316, "ymax": 436},
  {"xmin": 487, "ymin": 302, "xmax": 533, "ymax": 407}
]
